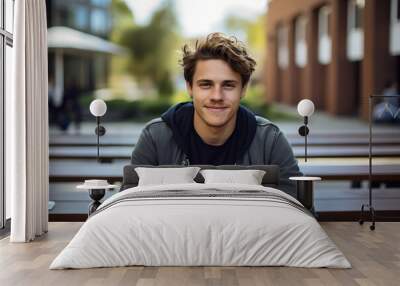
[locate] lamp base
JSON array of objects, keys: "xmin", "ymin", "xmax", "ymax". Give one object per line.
[
  {"xmin": 290, "ymin": 176, "xmax": 321, "ymax": 218},
  {"xmin": 88, "ymin": 188, "xmax": 105, "ymax": 216},
  {"xmin": 359, "ymin": 204, "xmax": 376, "ymax": 231}
]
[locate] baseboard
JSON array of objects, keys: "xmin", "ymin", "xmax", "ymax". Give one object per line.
[
  {"xmin": 317, "ymin": 210, "xmax": 400, "ymax": 221},
  {"xmin": 49, "ymin": 213, "xmax": 88, "ymax": 222},
  {"xmin": 49, "ymin": 211, "xmax": 400, "ymax": 222}
]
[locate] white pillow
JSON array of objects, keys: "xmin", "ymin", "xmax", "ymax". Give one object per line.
[
  {"xmin": 200, "ymin": 169, "xmax": 266, "ymax": 185},
  {"xmin": 135, "ymin": 167, "xmax": 201, "ymax": 186}
]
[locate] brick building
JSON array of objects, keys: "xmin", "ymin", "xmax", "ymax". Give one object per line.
[{"xmin": 265, "ymin": 0, "xmax": 400, "ymax": 119}]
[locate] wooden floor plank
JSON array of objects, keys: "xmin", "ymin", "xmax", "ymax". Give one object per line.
[{"xmin": 1, "ymin": 222, "xmax": 400, "ymax": 286}]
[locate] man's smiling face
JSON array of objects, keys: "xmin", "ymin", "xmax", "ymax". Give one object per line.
[{"xmin": 187, "ymin": 59, "xmax": 245, "ymax": 129}]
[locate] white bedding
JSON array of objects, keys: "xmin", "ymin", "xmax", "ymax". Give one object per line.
[{"xmin": 50, "ymin": 183, "xmax": 351, "ymax": 269}]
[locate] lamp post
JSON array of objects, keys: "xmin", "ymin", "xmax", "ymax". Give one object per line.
[
  {"xmin": 89, "ymin": 99, "xmax": 107, "ymax": 162},
  {"xmin": 297, "ymin": 99, "xmax": 315, "ymax": 162}
]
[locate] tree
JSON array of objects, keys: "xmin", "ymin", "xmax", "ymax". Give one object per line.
[
  {"xmin": 110, "ymin": 0, "xmax": 136, "ymax": 77},
  {"xmin": 117, "ymin": 2, "xmax": 181, "ymax": 97},
  {"xmin": 224, "ymin": 13, "xmax": 267, "ymax": 64}
]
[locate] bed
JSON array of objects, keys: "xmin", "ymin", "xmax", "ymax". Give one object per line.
[{"xmin": 50, "ymin": 165, "xmax": 351, "ymax": 269}]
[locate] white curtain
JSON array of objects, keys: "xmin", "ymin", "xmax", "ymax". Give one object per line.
[{"xmin": 8, "ymin": 0, "xmax": 49, "ymax": 242}]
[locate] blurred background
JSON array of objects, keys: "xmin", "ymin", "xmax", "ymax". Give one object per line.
[
  {"xmin": 43, "ymin": 0, "xmax": 400, "ymax": 217},
  {"xmin": 45, "ymin": 0, "xmax": 400, "ymax": 134},
  {"xmin": 46, "ymin": 0, "xmax": 284, "ymax": 133}
]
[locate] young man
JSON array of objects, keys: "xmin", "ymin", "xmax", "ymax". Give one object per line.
[{"xmin": 131, "ymin": 33, "xmax": 301, "ymax": 197}]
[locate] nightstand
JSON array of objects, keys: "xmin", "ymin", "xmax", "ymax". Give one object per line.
[
  {"xmin": 289, "ymin": 176, "xmax": 321, "ymax": 216},
  {"xmin": 77, "ymin": 180, "xmax": 117, "ymax": 215}
]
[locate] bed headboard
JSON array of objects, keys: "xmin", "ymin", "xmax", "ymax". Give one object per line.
[{"xmin": 120, "ymin": 164, "xmax": 280, "ymax": 191}]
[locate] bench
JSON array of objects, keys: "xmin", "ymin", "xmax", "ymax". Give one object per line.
[
  {"xmin": 49, "ymin": 145, "xmax": 400, "ymax": 160},
  {"xmin": 49, "ymin": 132, "xmax": 400, "ymax": 147},
  {"xmin": 289, "ymin": 137, "xmax": 400, "ymax": 146},
  {"xmin": 49, "ymin": 134, "xmax": 138, "ymax": 146},
  {"xmin": 48, "ymin": 160, "xmax": 400, "ymax": 183}
]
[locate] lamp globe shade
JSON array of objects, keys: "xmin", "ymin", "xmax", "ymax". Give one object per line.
[
  {"xmin": 297, "ymin": 99, "xmax": 315, "ymax": 117},
  {"xmin": 89, "ymin": 99, "xmax": 107, "ymax": 117}
]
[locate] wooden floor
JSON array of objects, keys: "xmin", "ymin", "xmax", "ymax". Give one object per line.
[{"xmin": 0, "ymin": 222, "xmax": 399, "ymax": 286}]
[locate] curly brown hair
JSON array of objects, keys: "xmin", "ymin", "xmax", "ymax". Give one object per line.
[{"xmin": 180, "ymin": 33, "xmax": 256, "ymax": 87}]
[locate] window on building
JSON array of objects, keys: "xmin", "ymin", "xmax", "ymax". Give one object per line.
[
  {"xmin": 318, "ymin": 5, "xmax": 332, "ymax": 64},
  {"xmin": 348, "ymin": 0, "xmax": 365, "ymax": 30},
  {"xmin": 354, "ymin": 0, "xmax": 364, "ymax": 29},
  {"xmin": 54, "ymin": 2, "xmax": 90, "ymax": 32},
  {"xmin": 277, "ymin": 24, "xmax": 289, "ymax": 69},
  {"xmin": 392, "ymin": 0, "xmax": 400, "ymax": 23},
  {"xmin": 390, "ymin": 0, "xmax": 400, "ymax": 55},
  {"xmin": 319, "ymin": 6, "xmax": 331, "ymax": 38},
  {"xmin": 91, "ymin": 0, "xmax": 111, "ymax": 8},
  {"xmin": 91, "ymin": 8, "xmax": 108, "ymax": 35},
  {"xmin": 1, "ymin": 0, "xmax": 14, "ymax": 230},
  {"xmin": 74, "ymin": 5, "xmax": 89, "ymax": 30},
  {"xmin": 56, "ymin": 4, "xmax": 74, "ymax": 28},
  {"xmin": 398, "ymin": 0, "xmax": 400, "ymax": 19},
  {"xmin": 295, "ymin": 15, "xmax": 307, "ymax": 68},
  {"xmin": 347, "ymin": 0, "xmax": 364, "ymax": 61}
]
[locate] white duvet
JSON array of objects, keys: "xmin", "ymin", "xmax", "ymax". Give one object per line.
[{"xmin": 50, "ymin": 183, "xmax": 351, "ymax": 269}]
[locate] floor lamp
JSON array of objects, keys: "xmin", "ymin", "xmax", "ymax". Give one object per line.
[{"xmin": 359, "ymin": 94, "xmax": 400, "ymax": 231}]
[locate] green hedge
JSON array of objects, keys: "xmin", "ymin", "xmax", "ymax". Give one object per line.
[
  {"xmin": 79, "ymin": 86, "xmax": 296, "ymax": 122},
  {"xmin": 80, "ymin": 94, "xmax": 173, "ymax": 121}
]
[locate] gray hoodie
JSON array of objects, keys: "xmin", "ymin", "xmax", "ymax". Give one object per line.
[{"xmin": 131, "ymin": 116, "xmax": 302, "ymax": 198}]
